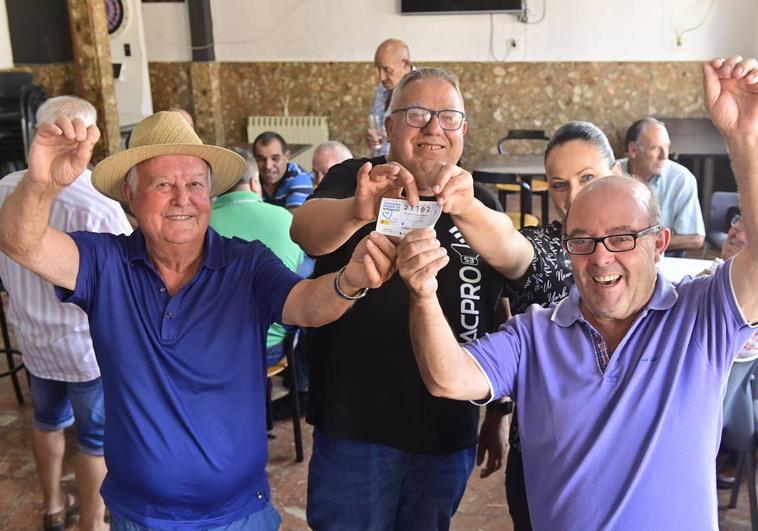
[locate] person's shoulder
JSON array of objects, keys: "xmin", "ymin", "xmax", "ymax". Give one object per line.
[
  {"xmin": 310, "ymin": 157, "xmax": 377, "ymax": 199},
  {"xmin": 473, "ymin": 182, "xmax": 502, "ymax": 211},
  {"xmin": 664, "ymin": 159, "xmax": 697, "ymax": 182}
]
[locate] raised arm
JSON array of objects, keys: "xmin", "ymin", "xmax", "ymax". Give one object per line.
[
  {"xmin": 429, "ymin": 163, "xmax": 535, "ymax": 279},
  {"xmin": 282, "ymin": 231, "xmax": 396, "ymax": 327},
  {"xmin": 397, "ymin": 228, "xmax": 491, "ymax": 401},
  {"xmin": 704, "ymin": 56, "xmax": 758, "ymax": 322},
  {"xmin": 0, "ymin": 118, "xmax": 99, "ymax": 290},
  {"xmin": 290, "ymin": 161, "xmax": 419, "ymax": 256}
]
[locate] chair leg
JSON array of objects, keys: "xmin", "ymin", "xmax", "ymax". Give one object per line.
[
  {"xmin": 0, "ymin": 301, "xmax": 24, "ymax": 405},
  {"xmin": 286, "ymin": 335, "xmax": 304, "ymax": 463},
  {"xmin": 748, "ymin": 450, "xmax": 758, "ymax": 531},
  {"xmin": 730, "ymin": 451, "xmax": 746, "ymax": 508},
  {"xmin": 540, "ymin": 192, "xmax": 549, "ymax": 226},
  {"xmin": 265, "ymin": 377, "xmax": 274, "ymax": 432}
]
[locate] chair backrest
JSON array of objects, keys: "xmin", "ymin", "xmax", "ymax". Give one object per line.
[
  {"xmin": 707, "ymin": 192, "xmax": 739, "ymax": 249},
  {"xmin": 0, "ymin": 72, "xmax": 34, "ymax": 100},
  {"xmin": 472, "ymin": 170, "xmax": 532, "ymax": 228},
  {"xmin": 498, "ymin": 129, "xmax": 550, "ymax": 155},
  {"xmin": 722, "ymin": 358, "xmax": 758, "ymax": 451}
]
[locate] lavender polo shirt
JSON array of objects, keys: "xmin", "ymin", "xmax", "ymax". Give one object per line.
[{"xmin": 465, "ymin": 260, "xmax": 755, "ymax": 530}]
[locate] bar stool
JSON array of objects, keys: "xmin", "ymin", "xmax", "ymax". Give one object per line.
[{"xmin": 0, "ymin": 281, "xmax": 25, "ymax": 404}]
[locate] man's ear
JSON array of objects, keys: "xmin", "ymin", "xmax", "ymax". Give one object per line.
[
  {"xmin": 610, "ymin": 160, "xmax": 622, "ymax": 176},
  {"xmin": 627, "ymin": 142, "xmax": 639, "ymax": 159},
  {"xmin": 122, "ymin": 180, "xmax": 133, "ymax": 206},
  {"xmin": 654, "ymin": 227, "xmax": 671, "ymax": 262}
]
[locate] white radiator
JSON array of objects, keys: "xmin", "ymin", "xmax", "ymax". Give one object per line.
[{"xmin": 246, "ymin": 116, "xmax": 329, "ymax": 169}]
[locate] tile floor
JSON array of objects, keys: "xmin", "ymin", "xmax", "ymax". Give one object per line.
[{"xmin": 0, "ymin": 374, "xmax": 755, "ymax": 530}]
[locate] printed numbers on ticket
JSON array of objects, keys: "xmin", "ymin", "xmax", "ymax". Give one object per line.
[{"xmin": 375, "ymin": 198, "xmax": 443, "ymax": 237}]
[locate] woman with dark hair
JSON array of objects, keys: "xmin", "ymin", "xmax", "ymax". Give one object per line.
[{"xmin": 448, "ymin": 121, "xmax": 620, "ymax": 530}]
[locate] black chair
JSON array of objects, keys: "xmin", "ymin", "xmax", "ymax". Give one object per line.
[
  {"xmin": 0, "ymin": 72, "xmax": 36, "ymax": 168},
  {"xmin": 496, "ymin": 129, "xmax": 550, "ymax": 224},
  {"xmin": 472, "ymin": 170, "xmax": 539, "ymax": 229},
  {"xmin": 704, "ymin": 191, "xmax": 739, "ymax": 257},
  {"xmin": 265, "ymin": 332, "xmax": 304, "ymax": 462},
  {"xmin": 0, "ymin": 280, "xmax": 25, "ymax": 405},
  {"xmin": 722, "ymin": 357, "xmax": 758, "ymax": 531}
]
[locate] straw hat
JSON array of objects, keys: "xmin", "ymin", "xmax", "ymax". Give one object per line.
[{"xmin": 92, "ymin": 111, "xmax": 246, "ymax": 202}]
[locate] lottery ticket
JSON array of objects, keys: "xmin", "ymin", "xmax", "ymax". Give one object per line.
[{"xmin": 375, "ymin": 197, "xmax": 443, "ymax": 237}]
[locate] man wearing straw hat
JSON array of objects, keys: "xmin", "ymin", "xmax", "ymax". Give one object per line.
[{"xmin": 0, "ymin": 111, "xmax": 397, "ymax": 530}]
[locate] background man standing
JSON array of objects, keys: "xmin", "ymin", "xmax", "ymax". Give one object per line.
[
  {"xmin": 0, "ymin": 96, "xmax": 131, "ymax": 531},
  {"xmin": 366, "ymin": 38, "xmax": 413, "ymax": 155}
]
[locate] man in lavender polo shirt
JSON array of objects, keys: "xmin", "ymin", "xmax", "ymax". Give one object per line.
[{"xmin": 396, "ymin": 55, "xmax": 758, "ymax": 530}]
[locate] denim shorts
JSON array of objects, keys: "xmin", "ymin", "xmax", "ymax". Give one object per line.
[
  {"xmin": 110, "ymin": 503, "xmax": 281, "ymax": 531},
  {"xmin": 28, "ymin": 373, "xmax": 105, "ymax": 456}
]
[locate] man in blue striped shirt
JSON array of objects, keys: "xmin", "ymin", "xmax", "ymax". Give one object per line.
[{"xmin": 252, "ymin": 131, "xmax": 312, "ymax": 209}]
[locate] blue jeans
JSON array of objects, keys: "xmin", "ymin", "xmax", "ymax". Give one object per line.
[
  {"xmin": 110, "ymin": 503, "xmax": 281, "ymax": 530},
  {"xmin": 307, "ymin": 429, "xmax": 475, "ymax": 531},
  {"xmin": 28, "ymin": 373, "xmax": 105, "ymax": 456}
]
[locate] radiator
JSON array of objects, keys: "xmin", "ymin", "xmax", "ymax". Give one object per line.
[{"xmin": 246, "ymin": 116, "xmax": 329, "ymax": 169}]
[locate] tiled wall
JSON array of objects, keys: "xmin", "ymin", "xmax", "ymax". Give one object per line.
[{"xmin": 27, "ymin": 61, "xmax": 707, "ymax": 165}]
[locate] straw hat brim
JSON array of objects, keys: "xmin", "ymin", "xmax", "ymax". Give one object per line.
[{"xmin": 92, "ymin": 143, "xmax": 247, "ymax": 203}]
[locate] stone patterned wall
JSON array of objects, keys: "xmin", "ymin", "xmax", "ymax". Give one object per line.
[{"xmin": 23, "ymin": 60, "xmax": 706, "ymax": 165}]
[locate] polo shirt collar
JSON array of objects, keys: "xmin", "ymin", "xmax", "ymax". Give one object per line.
[
  {"xmin": 551, "ymin": 271, "xmax": 679, "ymax": 327},
  {"xmin": 126, "ymin": 227, "xmax": 227, "ymax": 271},
  {"xmin": 212, "ymin": 191, "xmax": 263, "ymax": 208}
]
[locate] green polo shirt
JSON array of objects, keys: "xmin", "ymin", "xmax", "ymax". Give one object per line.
[{"xmin": 210, "ymin": 191, "xmax": 304, "ymax": 348}]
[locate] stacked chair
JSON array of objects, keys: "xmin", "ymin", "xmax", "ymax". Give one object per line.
[{"xmin": 0, "ymin": 72, "xmax": 46, "ymax": 174}]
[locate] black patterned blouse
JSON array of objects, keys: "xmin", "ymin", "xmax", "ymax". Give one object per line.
[{"xmin": 501, "ymin": 220, "xmax": 574, "ymax": 451}]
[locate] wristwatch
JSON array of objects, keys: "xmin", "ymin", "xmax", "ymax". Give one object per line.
[{"xmin": 486, "ymin": 399, "xmax": 514, "ymax": 415}]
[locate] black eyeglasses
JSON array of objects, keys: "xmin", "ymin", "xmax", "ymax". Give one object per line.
[
  {"xmin": 563, "ymin": 225, "xmax": 661, "ymax": 255},
  {"xmin": 392, "ymin": 106, "xmax": 466, "ymax": 131}
]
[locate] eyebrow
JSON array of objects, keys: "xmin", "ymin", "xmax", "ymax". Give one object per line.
[{"xmin": 566, "ymin": 225, "xmax": 635, "ymax": 237}]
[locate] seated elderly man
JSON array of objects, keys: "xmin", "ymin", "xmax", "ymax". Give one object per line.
[
  {"xmin": 618, "ymin": 116, "xmax": 705, "ymax": 255},
  {"xmin": 311, "ymin": 140, "xmax": 352, "ymax": 186},
  {"xmin": 252, "ymin": 131, "xmax": 312, "ymax": 209},
  {"xmin": 210, "ymin": 147, "xmax": 303, "ymax": 368},
  {"xmin": 397, "ymin": 56, "xmax": 758, "ymax": 529},
  {"xmin": 0, "ymin": 111, "xmax": 396, "ymax": 530}
]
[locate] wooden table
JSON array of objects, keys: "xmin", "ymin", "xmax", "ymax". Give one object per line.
[
  {"xmin": 661, "ymin": 117, "xmax": 728, "ymax": 222},
  {"xmin": 471, "ymin": 154, "xmax": 548, "ymax": 222}
]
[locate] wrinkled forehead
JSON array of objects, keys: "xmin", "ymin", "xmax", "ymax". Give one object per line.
[
  {"xmin": 394, "ymin": 79, "xmax": 464, "ymax": 111},
  {"xmin": 565, "ymin": 179, "xmax": 650, "ymax": 233}
]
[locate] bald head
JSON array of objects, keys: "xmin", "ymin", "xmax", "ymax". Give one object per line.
[
  {"xmin": 374, "ymin": 39, "xmax": 412, "ymax": 91},
  {"xmin": 312, "ymin": 141, "xmax": 352, "ymax": 186},
  {"xmin": 566, "ymin": 175, "xmax": 662, "ymax": 233}
]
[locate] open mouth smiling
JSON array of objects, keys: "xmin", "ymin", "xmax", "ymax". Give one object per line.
[{"xmin": 592, "ymin": 274, "xmax": 621, "ymax": 287}]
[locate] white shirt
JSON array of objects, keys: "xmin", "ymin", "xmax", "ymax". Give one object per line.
[{"xmin": 0, "ymin": 170, "xmax": 133, "ymax": 381}]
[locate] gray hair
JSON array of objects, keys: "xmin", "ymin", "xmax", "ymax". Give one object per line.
[
  {"xmin": 227, "ymin": 146, "xmax": 259, "ymax": 186},
  {"xmin": 126, "ymin": 162, "xmax": 212, "ymax": 194},
  {"xmin": 36, "ymin": 96, "xmax": 97, "ymax": 127},
  {"xmin": 624, "ymin": 117, "xmax": 666, "ymax": 151},
  {"xmin": 389, "ymin": 68, "xmax": 465, "ymax": 113},
  {"xmin": 313, "ymin": 141, "xmax": 352, "ymax": 161}
]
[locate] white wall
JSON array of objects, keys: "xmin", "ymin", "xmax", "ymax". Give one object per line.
[
  {"xmin": 142, "ymin": 1, "xmax": 192, "ymax": 62},
  {"xmin": 0, "ymin": 0, "xmax": 13, "ymax": 68},
  {"xmin": 143, "ymin": 0, "xmax": 757, "ymax": 63}
]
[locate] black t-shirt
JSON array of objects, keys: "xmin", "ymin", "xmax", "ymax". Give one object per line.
[{"xmin": 306, "ymin": 157, "xmax": 506, "ymax": 454}]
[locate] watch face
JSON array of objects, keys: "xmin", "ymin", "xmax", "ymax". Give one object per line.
[{"xmin": 105, "ymin": 0, "xmax": 125, "ymax": 35}]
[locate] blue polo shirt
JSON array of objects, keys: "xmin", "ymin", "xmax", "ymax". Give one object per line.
[
  {"xmin": 56, "ymin": 228, "xmax": 301, "ymax": 529},
  {"xmin": 465, "ymin": 261, "xmax": 755, "ymax": 530},
  {"xmin": 263, "ymin": 162, "xmax": 313, "ymax": 208}
]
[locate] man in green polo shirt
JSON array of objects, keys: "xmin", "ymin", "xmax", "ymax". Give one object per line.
[{"xmin": 210, "ymin": 148, "xmax": 303, "ymax": 365}]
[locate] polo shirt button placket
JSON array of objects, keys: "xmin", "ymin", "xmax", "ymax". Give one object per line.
[
  {"xmin": 160, "ymin": 287, "xmax": 167, "ymax": 294},
  {"xmin": 256, "ymin": 491, "xmax": 263, "ymax": 499}
]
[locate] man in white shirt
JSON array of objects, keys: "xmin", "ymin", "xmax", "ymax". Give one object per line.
[
  {"xmin": 618, "ymin": 117, "xmax": 706, "ymax": 254},
  {"xmin": 0, "ymin": 96, "xmax": 132, "ymax": 531}
]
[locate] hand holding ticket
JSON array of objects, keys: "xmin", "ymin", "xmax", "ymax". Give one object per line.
[{"xmin": 375, "ymin": 197, "xmax": 443, "ymax": 238}]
